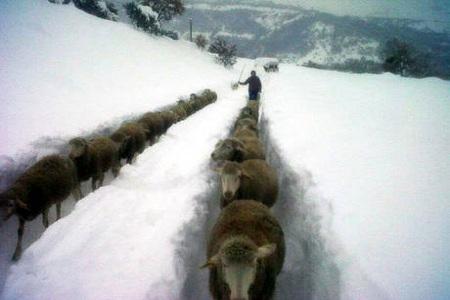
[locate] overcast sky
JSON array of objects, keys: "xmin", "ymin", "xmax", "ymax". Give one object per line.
[{"xmin": 261, "ymin": 0, "xmax": 450, "ymax": 21}]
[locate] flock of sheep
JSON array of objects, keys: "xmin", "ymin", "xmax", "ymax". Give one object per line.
[
  {"xmin": 0, "ymin": 89, "xmax": 217, "ymax": 261},
  {"xmin": 206, "ymin": 100, "xmax": 285, "ymax": 300}
]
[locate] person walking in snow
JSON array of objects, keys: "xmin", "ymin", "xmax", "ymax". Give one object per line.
[{"xmin": 239, "ymin": 70, "xmax": 262, "ymax": 101}]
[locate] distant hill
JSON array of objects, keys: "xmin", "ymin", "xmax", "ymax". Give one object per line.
[{"xmin": 167, "ymin": 1, "xmax": 450, "ymax": 77}]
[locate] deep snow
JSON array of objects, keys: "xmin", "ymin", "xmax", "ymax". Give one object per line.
[
  {"xmin": 1, "ymin": 1, "xmax": 450, "ymax": 300},
  {"xmin": 262, "ymin": 65, "xmax": 450, "ymax": 300},
  {"xmin": 0, "ymin": 0, "xmax": 235, "ymax": 160}
]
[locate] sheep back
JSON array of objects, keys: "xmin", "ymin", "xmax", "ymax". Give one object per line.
[{"xmin": 7, "ymin": 155, "xmax": 76, "ymax": 221}]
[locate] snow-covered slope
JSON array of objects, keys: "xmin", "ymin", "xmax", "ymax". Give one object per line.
[
  {"xmin": 0, "ymin": 0, "xmax": 235, "ymax": 160},
  {"xmin": 1, "ymin": 1, "xmax": 450, "ymax": 299},
  {"xmin": 261, "ymin": 65, "xmax": 450, "ymax": 300}
]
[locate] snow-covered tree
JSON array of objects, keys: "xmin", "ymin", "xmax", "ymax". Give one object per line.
[
  {"xmin": 208, "ymin": 37, "xmax": 237, "ymax": 67},
  {"xmin": 72, "ymin": 0, "xmax": 119, "ymax": 21},
  {"xmin": 124, "ymin": 1, "xmax": 161, "ymax": 34},
  {"xmin": 382, "ymin": 38, "xmax": 430, "ymax": 77},
  {"xmin": 139, "ymin": 0, "xmax": 185, "ymax": 22}
]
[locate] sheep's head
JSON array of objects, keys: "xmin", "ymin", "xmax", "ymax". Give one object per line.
[
  {"xmin": 211, "ymin": 139, "xmax": 246, "ymax": 162},
  {"xmin": 201, "ymin": 236, "xmax": 276, "ymax": 300},
  {"xmin": 235, "ymin": 119, "xmax": 258, "ymax": 133},
  {"xmin": 0, "ymin": 190, "xmax": 28, "ymax": 221},
  {"xmin": 68, "ymin": 138, "xmax": 88, "ymax": 159},
  {"xmin": 214, "ymin": 161, "xmax": 251, "ymax": 201}
]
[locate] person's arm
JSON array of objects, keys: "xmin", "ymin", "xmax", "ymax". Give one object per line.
[
  {"xmin": 239, "ymin": 78, "xmax": 249, "ymax": 85},
  {"xmin": 257, "ymin": 78, "xmax": 262, "ymax": 92}
]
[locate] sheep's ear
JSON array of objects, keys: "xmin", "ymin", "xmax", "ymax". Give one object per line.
[
  {"xmin": 15, "ymin": 197, "xmax": 29, "ymax": 210},
  {"xmin": 200, "ymin": 254, "xmax": 220, "ymax": 269},
  {"xmin": 256, "ymin": 244, "xmax": 276, "ymax": 259}
]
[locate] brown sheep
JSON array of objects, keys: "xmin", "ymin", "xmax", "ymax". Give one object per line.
[
  {"xmin": 171, "ymin": 105, "xmax": 188, "ymax": 121},
  {"xmin": 233, "ymin": 125, "xmax": 259, "ymax": 141},
  {"xmin": 211, "ymin": 138, "xmax": 265, "ymax": 162},
  {"xmin": 176, "ymin": 100, "xmax": 194, "ymax": 117},
  {"xmin": 0, "ymin": 155, "xmax": 80, "ymax": 261},
  {"xmin": 69, "ymin": 137, "xmax": 121, "ymax": 191},
  {"xmin": 201, "ymin": 200, "xmax": 285, "ymax": 300},
  {"xmin": 238, "ymin": 106, "xmax": 258, "ymax": 121},
  {"xmin": 137, "ymin": 112, "xmax": 165, "ymax": 143},
  {"xmin": 111, "ymin": 122, "xmax": 147, "ymax": 162},
  {"xmin": 159, "ymin": 110, "xmax": 179, "ymax": 131},
  {"xmin": 214, "ymin": 159, "xmax": 278, "ymax": 208},
  {"xmin": 201, "ymin": 89, "xmax": 218, "ymax": 103},
  {"xmin": 234, "ymin": 117, "xmax": 258, "ymax": 133}
]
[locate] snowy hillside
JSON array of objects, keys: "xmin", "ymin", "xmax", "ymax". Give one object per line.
[
  {"xmin": 0, "ymin": 0, "xmax": 236, "ymax": 161},
  {"xmin": 1, "ymin": 1, "xmax": 450, "ymax": 300},
  {"xmin": 261, "ymin": 65, "xmax": 450, "ymax": 300}
]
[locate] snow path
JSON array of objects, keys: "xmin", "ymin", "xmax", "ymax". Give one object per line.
[{"xmin": 1, "ymin": 91, "xmax": 246, "ymax": 300}]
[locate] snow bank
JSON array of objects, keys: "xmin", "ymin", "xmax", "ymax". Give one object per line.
[
  {"xmin": 262, "ymin": 65, "xmax": 450, "ymax": 300},
  {"xmin": 1, "ymin": 88, "xmax": 246, "ymax": 300},
  {"xmin": 0, "ymin": 0, "xmax": 234, "ymax": 160}
]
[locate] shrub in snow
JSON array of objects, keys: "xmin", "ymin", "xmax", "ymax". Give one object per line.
[
  {"xmin": 195, "ymin": 34, "xmax": 208, "ymax": 50},
  {"xmin": 124, "ymin": 1, "xmax": 161, "ymax": 35},
  {"xmin": 160, "ymin": 29, "xmax": 179, "ymax": 40},
  {"xmin": 48, "ymin": 0, "xmax": 71, "ymax": 4},
  {"xmin": 382, "ymin": 38, "xmax": 430, "ymax": 78},
  {"xmin": 208, "ymin": 37, "xmax": 237, "ymax": 68},
  {"xmin": 72, "ymin": 0, "xmax": 119, "ymax": 21}
]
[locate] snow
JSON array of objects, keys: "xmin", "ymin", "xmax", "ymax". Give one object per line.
[
  {"xmin": 0, "ymin": 0, "xmax": 234, "ymax": 160},
  {"xmin": 262, "ymin": 64, "xmax": 450, "ymax": 300},
  {"xmin": 2, "ymin": 91, "xmax": 246, "ymax": 300},
  {"xmin": 1, "ymin": 0, "xmax": 450, "ymax": 299}
]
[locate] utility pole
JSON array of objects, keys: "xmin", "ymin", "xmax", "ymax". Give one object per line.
[{"xmin": 189, "ymin": 18, "xmax": 193, "ymax": 42}]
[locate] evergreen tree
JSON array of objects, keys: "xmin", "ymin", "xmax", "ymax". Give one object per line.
[
  {"xmin": 382, "ymin": 38, "xmax": 430, "ymax": 77},
  {"xmin": 208, "ymin": 37, "xmax": 237, "ymax": 67},
  {"xmin": 139, "ymin": 0, "xmax": 185, "ymax": 22},
  {"xmin": 124, "ymin": 1, "xmax": 160, "ymax": 34},
  {"xmin": 72, "ymin": 0, "xmax": 118, "ymax": 21}
]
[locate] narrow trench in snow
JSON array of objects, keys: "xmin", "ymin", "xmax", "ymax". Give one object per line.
[{"xmin": 176, "ymin": 106, "xmax": 341, "ymax": 300}]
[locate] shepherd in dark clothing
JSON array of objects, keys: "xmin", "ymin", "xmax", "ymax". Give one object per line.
[{"xmin": 239, "ymin": 70, "xmax": 262, "ymax": 100}]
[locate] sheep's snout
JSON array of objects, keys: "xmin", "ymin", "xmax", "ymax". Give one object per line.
[{"xmin": 224, "ymin": 191, "xmax": 233, "ymax": 200}]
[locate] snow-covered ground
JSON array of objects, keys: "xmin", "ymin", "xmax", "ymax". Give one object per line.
[
  {"xmin": 262, "ymin": 65, "xmax": 450, "ymax": 300},
  {"xmin": 0, "ymin": 0, "xmax": 235, "ymax": 160},
  {"xmin": 1, "ymin": 1, "xmax": 450, "ymax": 300}
]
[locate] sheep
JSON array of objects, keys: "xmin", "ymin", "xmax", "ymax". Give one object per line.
[
  {"xmin": 0, "ymin": 155, "xmax": 80, "ymax": 261},
  {"xmin": 238, "ymin": 106, "xmax": 258, "ymax": 121},
  {"xmin": 214, "ymin": 159, "xmax": 278, "ymax": 208},
  {"xmin": 159, "ymin": 110, "xmax": 179, "ymax": 131},
  {"xmin": 234, "ymin": 117, "xmax": 258, "ymax": 133},
  {"xmin": 211, "ymin": 138, "xmax": 265, "ymax": 162},
  {"xmin": 69, "ymin": 136, "xmax": 121, "ymax": 191},
  {"xmin": 111, "ymin": 122, "xmax": 147, "ymax": 162},
  {"xmin": 176, "ymin": 100, "xmax": 194, "ymax": 117},
  {"xmin": 201, "ymin": 200, "xmax": 285, "ymax": 300},
  {"xmin": 233, "ymin": 126, "xmax": 259, "ymax": 140},
  {"xmin": 201, "ymin": 89, "xmax": 217, "ymax": 103},
  {"xmin": 171, "ymin": 105, "xmax": 188, "ymax": 121},
  {"xmin": 137, "ymin": 113, "xmax": 165, "ymax": 143}
]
